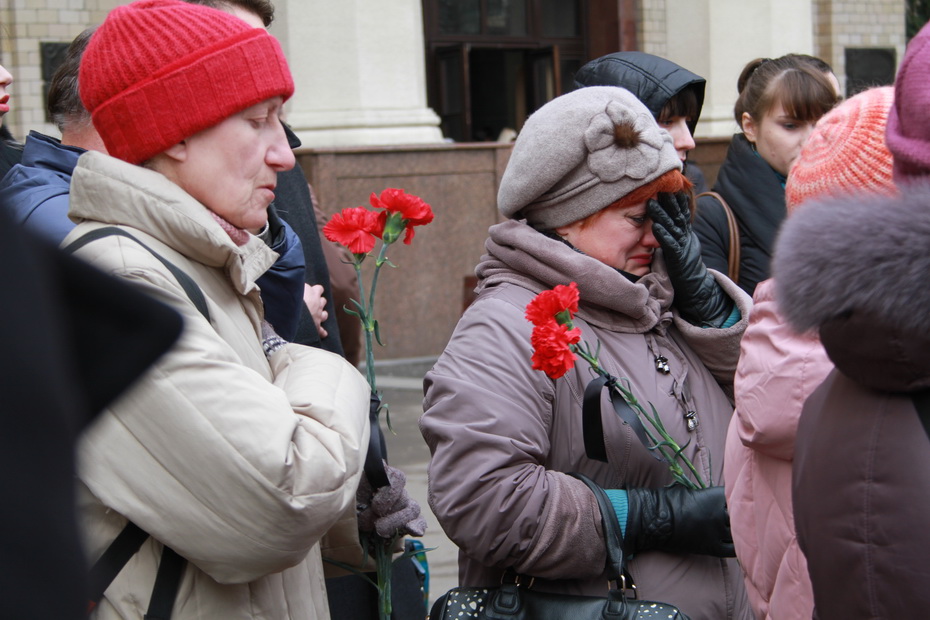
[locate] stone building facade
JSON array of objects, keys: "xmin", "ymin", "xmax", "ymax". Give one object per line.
[{"xmin": 0, "ymin": 0, "xmax": 909, "ymax": 358}]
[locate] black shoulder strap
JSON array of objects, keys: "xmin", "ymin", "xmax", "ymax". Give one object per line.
[
  {"xmin": 86, "ymin": 523, "xmax": 185, "ymax": 619},
  {"xmin": 65, "ymin": 226, "xmax": 211, "ymax": 322},
  {"xmin": 87, "ymin": 521, "xmax": 149, "ymax": 608},
  {"xmin": 582, "ymin": 374, "xmax": 664, "ymax": 464},
  {"xmin": 913, "ymin": 390, "xmax": 930, "ymax": 443},
  {"xmin": 569, "ymin": 473, "xmax": 625, "ymax": 580}
]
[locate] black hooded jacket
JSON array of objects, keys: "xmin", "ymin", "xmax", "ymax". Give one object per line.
[
  {"xmin": 573, "ymin": 51, "xmax": 705, "ymax": 133},
  {"xmin": 573, "ymin": 51, "xmax": 707, "ymax": 191}
]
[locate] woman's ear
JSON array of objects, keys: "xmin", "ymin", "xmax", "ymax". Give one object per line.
[
  {"xmin": 161, "ymin": 140, "xmax": 188, "ymax": 163},
  {"xmin": 741, "ymin": 112, "xmax": 757, "ymax": 143}
]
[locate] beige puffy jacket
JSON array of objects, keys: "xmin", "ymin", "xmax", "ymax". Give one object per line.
[{"xmin": 66, "ymin": 152, "xmax": 370, "ymax": 620}]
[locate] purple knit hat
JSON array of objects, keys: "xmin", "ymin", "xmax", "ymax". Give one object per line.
[{"xmin": 886, "ymin": 21, "xmax": 930, "ymax": 183}]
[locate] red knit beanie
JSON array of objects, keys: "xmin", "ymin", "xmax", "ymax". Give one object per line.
[
  {"xmin": 785, "ymin": 86, "xmax": 897, "ymax": 214},
  {"xmin": 80, "ymin": 0, "xmax": 294, "ymax": 165}
]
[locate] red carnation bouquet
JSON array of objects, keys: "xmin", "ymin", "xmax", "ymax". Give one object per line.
[
  {"xmin": 526, "ymin": 282, "xmax": 706, "ymax": 489},
  {"xmin": 324, "ymin": 188, "xmax": 434, "ymax": 620},
  {"xmin": 325, "ymin": 187, "xmax": 434, "ymax": 392}
]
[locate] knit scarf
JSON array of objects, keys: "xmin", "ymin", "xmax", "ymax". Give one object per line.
[{"xmin": 210, "ymin": 211, "xmax": 250, "ymax": 246}]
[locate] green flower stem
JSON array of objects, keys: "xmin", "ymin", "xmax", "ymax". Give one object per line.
[
  {"xmin": 350, "ymin": 238, "xmax": 400, "ymax": 619},
  {"xmin": 352, "ymin": 260, "xmax": 377, "ymax": 393},
  {"xmin": 376, "ymin": 538, "xmax": 394, "ymax": 620},
  {"xmin": 571, "ymin": 341, "xmax": 707, "ymax": 490},
  {"xmin": 615, "ymin": 382, "xmax": 706, "ymax": 489}
]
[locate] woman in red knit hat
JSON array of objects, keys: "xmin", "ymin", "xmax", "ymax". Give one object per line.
[{"xmin": 65, "ymin": 1, "xmax": 371, "ymax": 618}]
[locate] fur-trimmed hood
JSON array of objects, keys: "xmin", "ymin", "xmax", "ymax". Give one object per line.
[{"xmin": 773, "ymin": 184, "xmax": 930, "ymax": 392}]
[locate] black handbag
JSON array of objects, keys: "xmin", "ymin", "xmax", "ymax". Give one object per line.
[{"xmin": 428, "ymin": 474, "xmax": 689, "ymax": 620}]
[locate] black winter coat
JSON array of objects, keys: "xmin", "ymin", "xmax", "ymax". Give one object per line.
[
  {"xmin": 0, "ymin": 124, "xmax": 22, "ymax": 180},
  {"xmin": 694, "ymin": 133, "xmax": 785, "ymax": 296},
  {"xmin": 273, "ymin": 125, "xmax": 344, "ymax": 355}
]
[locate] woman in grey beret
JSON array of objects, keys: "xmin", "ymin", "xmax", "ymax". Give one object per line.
[
  {"xmin": 573, "ymin": 51, "xmax": 708, "ymax": 191},
  {"xmin": 420, "ymin": 86, "xmax": 753, "ymax": 618}
]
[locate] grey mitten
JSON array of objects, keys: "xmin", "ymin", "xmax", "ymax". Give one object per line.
[
  {"xmin": 356, "ymin": 461, "xmax": 427, "ymax": 539},
  {"xmin": 648, "ymin": 193, "xmax": 734, "ymax": 327},
  {"xmin": 625, "ymin": 485, "xmax": 734, "ymax": 557}
]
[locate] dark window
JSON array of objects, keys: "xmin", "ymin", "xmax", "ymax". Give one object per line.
[
  {"xmin": 845, "ymin": 48, "xmax": 896, "ymax": 97},
  {"xmin": 40, "ymin": 42, "xmax": 70, "ymax": 123},
  {"xmin": 424, "ymin": 0, "xmax": 594, "ymax": 141},
  {"xmin": 541, "ymin": 0, "xmax": 579, "ymax": 37},
  {"xmin": 438, "ymin": 0, "xmax": 481, "ymax": 35},
  {"xmin": 487, "ymin": 0, "xmax": 527, "ymax": 36}
]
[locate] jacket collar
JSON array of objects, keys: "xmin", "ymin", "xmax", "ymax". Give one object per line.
[
  {"xmin": 713, "ymin": 134, "xmax": 787, "ymax": 257},
  {"xmin": 68, "ymin": 151, "xmax": 277, "ymax": 295},
  {"xmin": 21, "ymin": 130, "xmax": 85, "ymax": 174},
  {"xmin": 477, "ymin": 219, "xmax": 674, "ymax": 333}
]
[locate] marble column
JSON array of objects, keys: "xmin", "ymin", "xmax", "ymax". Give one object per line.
[
  {"xmin": 270, "ymin": 0, "xmax": 443, "ymax": 147},
  {"xmin": 662, "ymin": 0, "xmax": 816, "ymax": 138}
]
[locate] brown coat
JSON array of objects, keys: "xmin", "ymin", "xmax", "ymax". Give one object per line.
[
  {"xmin": 420, "ymin": 220, "xmax": 754, "ymax": 619},
  {"xmin": 775, "ymin": 187, "xmax": 930, "ymax": 619}
]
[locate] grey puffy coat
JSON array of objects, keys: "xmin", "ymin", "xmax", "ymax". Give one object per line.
[{"xmin": 421, "ymin": 220, "xmax": 753, "ymax": 619}]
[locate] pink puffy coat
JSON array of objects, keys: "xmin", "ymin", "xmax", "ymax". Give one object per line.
[{"xmin": 723, "ymin": 278, "xmax": 833, "ymax": 619}]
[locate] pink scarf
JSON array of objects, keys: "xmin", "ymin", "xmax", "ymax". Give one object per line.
[{"xmin": 210, "ymin": 212, "xmax": 250, "ymax": 246}]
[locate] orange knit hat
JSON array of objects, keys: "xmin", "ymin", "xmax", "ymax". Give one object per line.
[
  {"xmin": 785, "ymin": 86, "xmax": 897, "ymax": 214},
  {"xmin": 80, "ymin": 0, "xmax": 294, "ymax": 165}
]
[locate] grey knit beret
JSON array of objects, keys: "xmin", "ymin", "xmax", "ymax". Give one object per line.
[{"xmin": 498, "ymin": 86, "xmax": 682, "ymax": 229}]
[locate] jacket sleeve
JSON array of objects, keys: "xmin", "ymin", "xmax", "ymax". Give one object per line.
[
  {"xmin": 694, "ymin": 194, "xmax": 731, "ymax": 276},
  {"xmin": 76, "ymin": 246, "xmax": 370, "ymax": 584},
  {"xmin": 420, "ymin": 291, "xmax": 608, "ymax": 581},
  {"xmin": 732, "ymin": 279, "xmax": 833, "ymax": 460},
  {"xmin": 672, "ymin": 270, "xmax": 751, "ymax": 388},
  {"xmin": 256, "ymin": 212, "xmax": 306, "ymax": 341},
  {"xmin": 1, "ymin": 163, "xmax": 75, "ymax": 244}
]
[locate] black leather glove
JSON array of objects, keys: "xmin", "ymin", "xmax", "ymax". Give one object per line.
[
  {"xmin": 648, "ymin": 193, "xmax": 734, "ymax": 328},
  {"xmin": 625, "ymin": 485, "xmax": 735, "ymax": 557}
]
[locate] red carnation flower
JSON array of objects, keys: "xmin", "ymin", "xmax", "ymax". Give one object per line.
[
  {"xmin": 525, "ymin": 282, "xmax": 580, "ymax": 327},
  {"xmin": 530, "ymin": 320, "xmax": 581, "ymax": 379},
  {"xmin": 323, "ymin": 206, "xmax": 382, "ymax": 254},
  {"xmin": 370, "ymin": 188, "xmax": 434, "ymax": 244}
]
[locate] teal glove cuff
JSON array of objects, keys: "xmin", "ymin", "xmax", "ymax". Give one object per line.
[
  {"xmin": 603, "ymin": 489, "xmax": 629, "ymax": 538},
  {"xmin": 720, "ymin": 304, "xmax": 741, "ymax": 329}
]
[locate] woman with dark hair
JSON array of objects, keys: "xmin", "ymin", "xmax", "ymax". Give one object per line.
[
  {"xmin": 694, "ymin": 55, "xmax": 838, "ymax": 295},
  {"xmin": 573, "ymin": 51, "xmax": 707, "ymax": 190}
]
